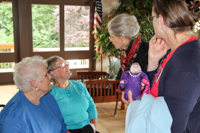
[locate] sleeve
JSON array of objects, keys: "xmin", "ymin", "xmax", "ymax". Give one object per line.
[
  {"xmin": 144, "ymin": 69, "xmax": 157, "ymax": 87},
  {"xmin": 141, "ymin": 72, "xmax": 150, "ymax": 96},
  {"xmin": 163, "ymin": 72, "xmax": 200, "ymax": 133},
  {"xmin": 0, "ymin": 116, "xmax": 29, "ymax": 133},
  {"xmin": 119, "ymin": 71, "xmax": 128, "ymax": 88},
  {"xmin": 79, "ymin": 82, "xmax": 97, "ymax": 120}
]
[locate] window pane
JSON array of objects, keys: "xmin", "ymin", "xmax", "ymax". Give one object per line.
[
  {"xmin": 64, "ymin": 5, "xmax": 90, "ymax": 51},
  {"xmin": 0, "ymin": 3, "xmax": 14, "ymax": 53},
  {"xmin": 67, "ymin": 59, "xmax": 89, "ymax": 69},
  {"xmin": 32, "ymin": 4, "xmax": 60, "ymax": 52},
  {"xmin": 0, "ymin": 62, "xmax": 15, "ymax": 73}
]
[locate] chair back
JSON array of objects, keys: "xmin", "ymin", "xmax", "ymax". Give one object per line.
[
  {"xmin": 76, "ymin": 70, "xmax": 107, "ymax": 82},
  {"xmin": 84, "ymin": 79, "xmax": 120, "ymax": 103}
]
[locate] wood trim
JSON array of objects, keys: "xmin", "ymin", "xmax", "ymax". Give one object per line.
[{"xmin": 0, "ymin": 73, "xmax": 13, "ymax": 84}]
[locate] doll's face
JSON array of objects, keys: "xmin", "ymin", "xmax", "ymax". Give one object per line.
[{"xmin": 130, "ymin": 64, "xmax": 141, "ymax": 73}]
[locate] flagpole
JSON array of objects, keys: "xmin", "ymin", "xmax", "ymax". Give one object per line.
[{"xmin": 101, "ymin": 55, "xmax": 102, "ymax": 71}]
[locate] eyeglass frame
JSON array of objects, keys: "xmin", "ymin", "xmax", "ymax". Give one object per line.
[
  {"xmin": 48, "ymin": 62, "xmax": 69, "ymax": 73},
  {"xmin": 147, "ymin": 15, "xmax": 159, "ymax": 22}
]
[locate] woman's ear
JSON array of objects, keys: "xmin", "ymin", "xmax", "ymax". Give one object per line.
[
  {"xmin": 120, "ymin": 36, "xmax": 127, "ymax": 42},
  {"xmin": 159, "ymin": 14, "xmax": 166, "ymax": 29},
  {"xmin": 49, "ymin": 71, "xmax": 56, "ymax": 77},
  {"xmin": 120, "ymin": 36, "xmax": 130, "ymax": 47},
  {"xmin": 30, "ymin": 80, "xmax": 37, "ymax": 88}
]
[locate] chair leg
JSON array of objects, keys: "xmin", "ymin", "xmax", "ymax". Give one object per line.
[
  {"xmin": 114, "ymin": 93, "xmax": 120, "ymax": 116},
  {"xmin": 121, "ymin": 100, "xmax": 125, "ymax": 110}
]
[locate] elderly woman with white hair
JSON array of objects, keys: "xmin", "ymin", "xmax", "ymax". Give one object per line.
[
  {"xmin": 0, "ymin": 55, "xmax": 67, "ymax": 133},
  {"xmin": 108, "ymin": 13, "xmax": 149, "ymax": 79}
]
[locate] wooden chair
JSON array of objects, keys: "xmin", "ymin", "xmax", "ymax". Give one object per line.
[
  {"xmin": 76, "ymin": 70, "xmax": 125, "ymax": 116},
  {"xmin": 84, "ymin": 79, "xmax": 120, "ymax": 103},
  {"xmin": 76, "ymin": 70, "xmax": 107, "ymax": 82}
]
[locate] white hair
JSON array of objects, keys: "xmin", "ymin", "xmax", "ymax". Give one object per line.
[
  {"xmin": 108, "ymin": 13, "xmax": 140, "ymax": 40},
  {"xmin": 13, "ymin": 55, "xmax": 47, "ymax": 92}
]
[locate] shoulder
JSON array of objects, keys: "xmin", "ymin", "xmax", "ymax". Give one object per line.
[
  {"xmin": 168, "ymin": 40, "xmax": 200, "ymax": 72},
  {"xmin": 70, "ymin": 80, "xmax": 85, "ymax": 88},
  {"xmin": 140, "ymin": 40, "xmax": 149, "ymax": 50},
  {"xmin": 42, "ymin": 93, "xmax": 56, "ymax": 101},
  {"xmin": 0, "ymin": 92, "xmax": 29, "ymax": 122},
  {"xmin": 70, "ymin": 80, "xmax": 83, "ymax": 85}
]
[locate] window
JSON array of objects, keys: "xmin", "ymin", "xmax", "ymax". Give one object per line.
[
  {"xmin": 32, "ymin": 4, "xmax": 60, "ymax": 52},
  {"xmin": 64, "ymin": 5, "xmax": 90, "ymax": 51}
]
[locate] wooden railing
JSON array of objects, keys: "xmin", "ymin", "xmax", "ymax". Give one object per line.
[
  {"xmin": 0, "ymin": 43, "xmax": 14, "ymax": 52},
  {"xmin": 0, "ymin": 43, "xmax": 15, "ymax": 70},
  {"xmin": 0, "ymin": 43, "xmax": 90, "ymax": 70}
]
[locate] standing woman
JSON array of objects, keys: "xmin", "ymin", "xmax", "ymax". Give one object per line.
[
  {"xmin": 0, "ymin": 56, "xmax": 66, "ymax": 132},
  {"xmin": 123, "ymin": 0, "xmax": 200, "ymax": 132},
  {"xmin": 108, "ymin": 13, "xmax": 149, "ymax": 79},
  {"xmin": 47, "ymin": 56, "xmax": 98, "ymax": 133}
]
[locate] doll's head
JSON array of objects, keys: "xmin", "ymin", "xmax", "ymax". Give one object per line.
[{"xmin": 130, "ymin": 62, "xmax": 141, "ymax": 73}]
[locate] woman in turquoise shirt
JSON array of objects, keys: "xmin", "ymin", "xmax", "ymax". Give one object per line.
[{"xmin": 47, "ymin": 55, "xmax": 98, "ymax": 133}]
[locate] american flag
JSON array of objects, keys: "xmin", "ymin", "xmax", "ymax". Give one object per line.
[{"xmin": 94, "ymin": 0, "xmax": 103, "ymax": 56}]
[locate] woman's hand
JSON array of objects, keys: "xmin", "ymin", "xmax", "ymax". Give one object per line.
[
  {"xmin": 147, "ymin": 34, "xmax": 168, "ymax": 71},
  {"xmin": 121, "ymin": 91, "xmax": 134, "ymax": 105},
  {"xmin": 90, "ymin": 119, "xmax": 97, "ymax": 133},
  {"xmin": 67, "ymin": 130, "xmax": 71, "ymax": 133}
]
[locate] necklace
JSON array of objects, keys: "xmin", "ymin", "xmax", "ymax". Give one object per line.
[{"xmin": 129, "ymin": 71, "xmax": 141, "ymax": 77}]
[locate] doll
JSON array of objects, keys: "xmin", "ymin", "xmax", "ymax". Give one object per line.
[{"xmin": 120, "ymin": 62, "xmax": 150, "ymax": 100}]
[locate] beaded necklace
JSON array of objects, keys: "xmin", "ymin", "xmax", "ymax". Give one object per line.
[{"xmin": 129, "ymin": 71, "xmax": 141, "ymax": 77}]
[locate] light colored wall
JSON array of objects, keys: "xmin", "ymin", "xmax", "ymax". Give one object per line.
[{"xmin": 95, "ymin": 0, "xmax": 120, "ymax": 72}]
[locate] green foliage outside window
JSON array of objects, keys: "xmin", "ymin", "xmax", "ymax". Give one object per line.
[
  {"xmin": 32, "ymin": 5, "xmax": 59, "ymax": 48},
  {"xmin": 0, "ymin": 3, "xmax": 14, "ymax": 43}
]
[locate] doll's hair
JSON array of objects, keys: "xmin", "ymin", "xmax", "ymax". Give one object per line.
[{"xmin": 130, "ymin": 62, "xmax": 141, "ymax": 73}]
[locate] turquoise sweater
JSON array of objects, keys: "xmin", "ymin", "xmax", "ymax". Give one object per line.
[{"xmin": 50, "ymin": 80, "xmax": 97, "ymax": 130}]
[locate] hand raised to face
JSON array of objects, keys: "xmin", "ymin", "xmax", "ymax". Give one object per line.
[{"xmin": 147, "ymin": 34, "xmax": 168, "ymax": 71}]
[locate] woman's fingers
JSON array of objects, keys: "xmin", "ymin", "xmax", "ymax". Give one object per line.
[
  {"xmin": 121, "ymin": 91, "xmax": 130, "ymax": 105},
  {"xmin": 128, "ymin": 91, "xmax": 134, "ymax": 103},
  {"xmin": 121, "ymin": 91, "xmax": 134, "ymax": 105},
  {"xmin": 150, "ymin": 34, "xmax": 157, "ymax": 44}
]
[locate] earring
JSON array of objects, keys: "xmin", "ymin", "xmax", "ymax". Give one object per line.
[{"xmin": 36, "ymin": 88, "xmax": 38, "ymax": 91}]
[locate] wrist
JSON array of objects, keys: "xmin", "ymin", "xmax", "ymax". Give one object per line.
[
  {"xmin": 90, "ymin": 123, "xmax": 96, "ymax": 131},
  {"xmin": 147, "ymin": 61, "xmax": 159, "ymax": 72}
]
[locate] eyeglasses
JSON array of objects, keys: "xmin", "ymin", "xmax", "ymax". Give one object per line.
[
  {"xmin": 48, "ymin": 62, "xmax": 69, "ymax": 73},
  {"xmin": 44, "ymin": 72, "xmax": 48, "ymax": 77},
  {"xmin": 147, "ymin": 15, "xmax": 158, "ymax": 22}
]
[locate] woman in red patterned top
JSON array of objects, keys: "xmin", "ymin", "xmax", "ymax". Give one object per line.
[{"xmin": 108, "ymin": 13, "xmax": 149, "ymax": 80}]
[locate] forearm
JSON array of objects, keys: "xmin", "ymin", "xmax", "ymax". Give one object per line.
[
  {"xmin": 147, "ymin": 59, "xmax": 159, "ymax": 72},
  {"xmin": 90, "ymin": 118, "xmax": 97, "ymax": 128}
]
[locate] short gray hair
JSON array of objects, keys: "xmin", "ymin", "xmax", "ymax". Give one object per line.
[
  {"xmin": 13, "ymin": 55, "xmax": 47, "ymax": 92},
  {"xmin": 108, "ymin": 13, "xmax": 140, "ymax": 40},
  {"xmin": 46, "ymin": 55, "xmax": 64, "ymax": 83},
  {"xmin": 46, "ymin": 55, "xmax": 64, "ymax": 73}
]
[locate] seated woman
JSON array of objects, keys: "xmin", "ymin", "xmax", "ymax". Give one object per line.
[
  {"xmin": 47, "ymin": 56, "xmax": 98, "ymax": 133},
  {"xmin": 0, "ymin": 55, "xmax": 66, "ymax": 132}
]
